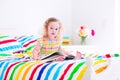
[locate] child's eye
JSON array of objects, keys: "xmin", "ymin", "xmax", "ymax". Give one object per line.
[
  {"xmin": 55, "ymin": 28, "xmax": 58, "ymax": 30},
  {"xmin": 50, "ymin": 27, "xmax": 53, "ymax": 29}
]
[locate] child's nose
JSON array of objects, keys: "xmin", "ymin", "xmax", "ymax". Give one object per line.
[{"xmin": 53, "ymin": 29, "xmax": 56, "ymax": 32}]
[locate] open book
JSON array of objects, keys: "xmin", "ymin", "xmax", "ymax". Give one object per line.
[
  {"xmin": 40, "ymin": 52, "xmax": 75, "ymax": 62},
  {"xmin": 40, "ymin": 52, "xmax": 64, "ymax": 62}
]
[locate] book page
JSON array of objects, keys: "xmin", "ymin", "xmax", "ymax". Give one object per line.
[{"xmin": 40, "ymin": 52, "xmax": 63, "ymax": 62}]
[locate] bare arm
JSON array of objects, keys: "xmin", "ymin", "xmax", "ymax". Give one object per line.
[
  {"xmin": 59, "ymin": 46, "xmax": 82, "ymax": 60},
  {"xmin": 32, "ymin": 41, "xmax": 42, "ymax": 60}
]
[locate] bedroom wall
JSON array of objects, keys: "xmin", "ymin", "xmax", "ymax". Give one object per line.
[
  {"xmin": 0, "ymin": 0, "xmax": 72, "ymax": 36},
  {"xmin": 72, "ymin": 0, "xmax": 116, "ymax": 51},
  {"xmin": 115, "ymin": 0, "xmax": 120, "ymax": 50},
  {"xmin": 0, "ymin": 0, "xmax": 118, "ymax": 51}
]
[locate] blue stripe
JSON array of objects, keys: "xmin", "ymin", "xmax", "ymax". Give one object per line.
[
  {"xmin": 22, "ymin": 38, "xmax": 33, "ymax": 44},
  {"xmin": 37, "ymin": 63, "xmax": 50, "ymax": 80},
  {"xmin": 16, "ymin": 36, "xmax": 25, "ymax": 40},
  {"xmin": 18, "ymin": 37, "xmax": 29, "ymax": 44},
  {"xmin": 0, "ymin": 62, "xmax": 5, "ymax": 68},
  {"xmin": 44, "ymin": 63, "xmax": 57, "ymax": 80},
  {"xmin": 18, "ymin": 36, "xmax": 34, "ymax": 45},
  {"xmin": 0, "ymin": 45, "xmax": 22, "ymax": 52},
  {"xmin": 23, "ymin": 36, "xmax": 35, "ymax": 43},
  {"xmin": 0, "ymin": 62, "xmax": 9, "ymax": 79},
  {"xmin": 52, "ymin": 63, "xmax": 65, "ymax": 80},
  {"xmin": 18, "ymin": 37, "xmax": 28, "ymax": 42}
]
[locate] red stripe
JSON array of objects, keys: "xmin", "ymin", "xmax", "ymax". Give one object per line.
[
  {"xmin": 4, "ymin": 62, "xmax": 20, "ymax": 80},
  {"xmin": 4, "ymin": 60, "xmax": 28, "ymax": 80},
  {"xmin": 0, "ymin": 39, "xmax": 16, "ymax": 44},
  {"xmin": 59, "ymin": 63, "xmax": 74, "ymax": 80},
  {"xmin": 29, "ymin": 63, "xmax": 44, "ymax": 80},
  {"xmin": 23, "ymin": 40, "xmax": 37, "ymax": 47}
]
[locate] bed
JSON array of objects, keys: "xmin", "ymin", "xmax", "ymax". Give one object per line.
[
  {"xmin": 0, "ymin": 35, "xmax": 89, "ymax": 80},
  {"xmin": 0, "ymin": 35, "xmax": 118, "ymax": 80},
  {"xmin": 0, "ymin": 58, "xmax": 89, "ymax": 80}
]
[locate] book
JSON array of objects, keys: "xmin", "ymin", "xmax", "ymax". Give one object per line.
[
  {"xmin": 40, "ymin": 52, "xmax": 64, "ymax": 62},
  {"xmin": 40, "ymin": 52, "xmax": 75, "ymax": 62}
]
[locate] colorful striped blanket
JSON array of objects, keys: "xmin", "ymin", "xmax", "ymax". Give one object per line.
[{"xmin": 0, "ymin": 58, "xmax": 88, "ymax": 80}]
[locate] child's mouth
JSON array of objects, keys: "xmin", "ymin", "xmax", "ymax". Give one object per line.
[{"xmin": 51, "ymin": 33, "xmax": 55, "ymax": 35}]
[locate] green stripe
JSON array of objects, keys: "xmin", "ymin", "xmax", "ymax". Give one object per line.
[
  {"xmin": 0, "ymin": 53, "xmax": 12, "ymax": 56},
  {"xmin": 0, "ymin": 35, "xmax": 9, "ymax": 38},
  {"xmin": 68, "ymin": 62, "xmax": 85, "ymax": 80},
  {"xmin": 9, "ymin": 62, "xmax": 26, "ymax": 80},
  {"xmin": 24, "ymin": 45, "xmax": 35, "ymax": 53}
]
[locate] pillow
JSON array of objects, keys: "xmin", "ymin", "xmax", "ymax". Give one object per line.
[
  {"xmin": 16, "ymin": 35, "xmax": 38, "ymax": 57},
  {"xmin": 0, "ymin": 35, "xmax": 24, "ymax": 59}
]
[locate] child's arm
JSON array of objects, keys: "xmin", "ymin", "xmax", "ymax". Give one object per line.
[
  {"xmin": 59, "ymin": 46, "xmax": 83, "ymax": 60},
  {"xmin": 32, "ymin": 41, "xmax": 42, "ymax": 60}
]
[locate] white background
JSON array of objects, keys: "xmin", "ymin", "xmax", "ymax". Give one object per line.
[{"xmin": 0, "ymin": 0, "xmax": 120, "ymax": 51}]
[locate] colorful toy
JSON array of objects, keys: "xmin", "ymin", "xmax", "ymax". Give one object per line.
[{"xmin": 62, "ymin": 36, "xmax": 70, "ymax": 46}]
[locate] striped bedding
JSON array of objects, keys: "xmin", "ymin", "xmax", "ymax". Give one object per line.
[
  {"xmin": 0, "ymin": 35, "xmax": 24, "ymax": 59},
  {"xmin": 0, "ymin": 58, "xmax": 88, "ymax": 80},
  {"xmin": 0, "ymin": 35, "xmax": 23, "ymax": 54},
  {"xmin": 16, "ymin": 35, "xmax": 38, "ymax": 53},
  {"xmin": 0, "ymin": 35, "xmax": 112, "ymax": 80}
]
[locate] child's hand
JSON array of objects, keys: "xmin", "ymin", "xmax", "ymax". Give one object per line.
[
  {"xmin": 33, "ymin": 53, "xmax": 41, "ymax": 60},
  {"xmin": 55, "ymin": 56, "xmax": 65, "ymax": 61},
  {"xmin": 75, "ymin": 51, "xmax": 82, "ymax": 59}
]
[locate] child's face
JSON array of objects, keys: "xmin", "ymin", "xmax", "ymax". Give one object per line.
[{"xmin": 47, "ymin": 21, "xmax": 60, "ymax": 39}]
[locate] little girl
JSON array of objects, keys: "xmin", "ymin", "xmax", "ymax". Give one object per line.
[{"xmin": 32, "ymin": 17, "xmax": 82, "ymax": 61}]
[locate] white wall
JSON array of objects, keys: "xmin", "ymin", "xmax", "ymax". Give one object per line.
[
  {"xmin": 0, "ymin": 0, "xmax": 72, "ymax": 36},
  {"xmin": 115, "ymin": 0, "xmax": 120, "ymax": 50},
  {"xmin": 72, "ymin": 0, "xmax": 115, "ymax": 51},
  {"xmin": 0, "ymin": 0, "xmax": 118, "ymax": 51}
]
